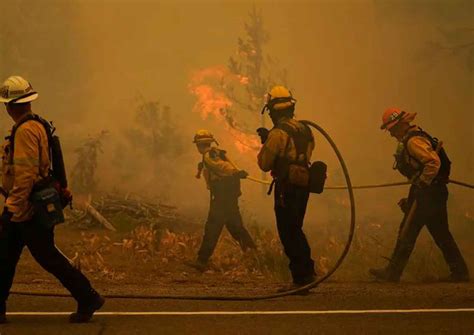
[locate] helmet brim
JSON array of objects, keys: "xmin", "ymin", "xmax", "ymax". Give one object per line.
[
  {"xmin": 380, "ymin": 112, "xmax": 417, "ymax": 130},
  {"xmin": 380, "ymin": 119, "xmax": 399, "ymax": 130},
  {"xmin": 193, "ymin": 139, "xmax": 215, "ymax": 144},
  {"xmin": 0, "ymin": 92, "xmax": 38, "ymax": 104}
]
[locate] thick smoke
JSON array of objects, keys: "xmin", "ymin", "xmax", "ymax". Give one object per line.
[{"xmin": 1, "ymin": 0, "xmax": 472, "ymax": 241}]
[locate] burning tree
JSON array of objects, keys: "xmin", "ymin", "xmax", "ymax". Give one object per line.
[
  {"xmin": 225, "ymin": 5, "xmax": 288, "ymax": 132},
  {"xmin": 189, "ymin": 6, "xmax": 288, "ymax": 152}
]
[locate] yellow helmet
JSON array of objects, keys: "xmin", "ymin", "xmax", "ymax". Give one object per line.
[
  {"xmin": 261, "ymin": 85, "xmax": 296, "ymax": 114},
  {"xmin": 193, "ymin": 129, "xmax": 217, "ymax": 144}
]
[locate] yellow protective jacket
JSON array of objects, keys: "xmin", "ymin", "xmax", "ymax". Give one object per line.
[
  {"xmin": 401, "ymin": 126, "xmax": 441, "ymax": 186},
  {"xmin": 2, "ymin": 113, "xmax": 50, "ymax": 222},
  {"xmin": 201, "ymin": 147, "xmax": 239, "ymax": 189},
  {"xmin": 257, "ymin": 118, "xmax": 314, "ymax": 175}
]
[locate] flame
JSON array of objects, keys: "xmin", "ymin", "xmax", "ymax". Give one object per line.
[
  {"xmin": 228, "ymin": 127, "xmax": 260, "ymax": 153},
  {"xmin": 191, "ymin": 84, "xmax": 231, "ymax": 120},
  {"xmin": 189, "ymin": 66, "xmax": 260, "ymax": 153}
]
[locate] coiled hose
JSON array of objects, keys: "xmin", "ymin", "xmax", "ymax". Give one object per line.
[{"xmin": 11, "ymin": 120, "xmax": 356, "ymax": 301}]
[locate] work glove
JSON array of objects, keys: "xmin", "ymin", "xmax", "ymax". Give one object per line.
[
  {"xmin": 397, "ymin": 198, "xmax": 410, "ymax": 214},
  {"xmin": 235, "ymin": 170, "xmax": 249, "ymax": 179},
  {"xmin": 0, "ymin": 207, "xmax": 13, "ymax": 234},
  {"xmin": 256, "ymin": 127, "xmax": 270, "ymax": 144}
]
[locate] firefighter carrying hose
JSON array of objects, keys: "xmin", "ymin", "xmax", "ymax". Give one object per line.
[
  {"xmin": 369, "ymin": 108, "xmax": 469, "ymax": 282},
  {"xmin": 257, "ymin": 86, "xmax": 316, "ymax": 291},
  {"xmin": 0, "ymin": 76, "xmax": 104, "ymax": 324},
  {"xmin": 188, "ymin": 130, "xmax": 256, "ymax": 271}
]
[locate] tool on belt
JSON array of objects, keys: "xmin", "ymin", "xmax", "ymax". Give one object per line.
[{"xmin": 7, "ymin": 114, "xmax": 71, "ymax": 228}]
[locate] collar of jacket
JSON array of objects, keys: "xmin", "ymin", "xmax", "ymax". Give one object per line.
[
  {"xmin": 275, "ymin": 116, "xmax": 292, "ymax": 125},
  {"xmin": 400, "ymin": 125, "xmax": 419, "ymax": 143},
  {"xmin": 202, "ymin": 146, "xmax": 218, "ymax": 155},
  {"xmin": 14, "ymin": 111, "xmax": 34, "ymax": 125}
]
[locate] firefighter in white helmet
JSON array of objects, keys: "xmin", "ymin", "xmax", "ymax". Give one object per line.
[
  {"xmin": 257, "ymin": 86, "xmax": 316, "ymax": 292},
  {"xmin": 369, "ymin": 108, "xmax": 469, "ymax": 282},
  {"xmin": 0, "ymin": 76, "xmax": 104, "ymax": 324},
  {"xmin": 188, "ymin": 130, "xmax": 256, "ymax": 271}
]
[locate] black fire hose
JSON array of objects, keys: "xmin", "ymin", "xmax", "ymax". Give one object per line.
[{"xmin": 11, "ymin": 120, "xmax": 356, "ymax": 301}]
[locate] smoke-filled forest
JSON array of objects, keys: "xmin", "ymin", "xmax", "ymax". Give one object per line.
[{"xmin": 0, "ymin": 2, "xmax": 473, "ymax": 328}]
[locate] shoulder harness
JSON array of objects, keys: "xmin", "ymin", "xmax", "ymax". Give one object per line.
[
  {"xmin": 394, "ymin": 128, "xmax": 451, "ymax": 181},
  {"xmin": 275, "ymin": 121, "xmax": 314, "ymax": 166},
  {"xmin": 7, "ymin": 114, "xmax": 55, "ymax": 168}
]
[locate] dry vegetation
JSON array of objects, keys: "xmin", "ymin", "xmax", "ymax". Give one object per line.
[
  {"xmin": 69, "ymin": 222, "xmax": 289, "ymax": 283},
  {"xmin": 64, "ymin": 198, "xmax": 474, "ymax": 286}
]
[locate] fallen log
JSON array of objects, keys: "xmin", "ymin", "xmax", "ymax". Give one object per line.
[{"xmin": 86, "ymin": 204, "xmax": 117, "ymax": 231}]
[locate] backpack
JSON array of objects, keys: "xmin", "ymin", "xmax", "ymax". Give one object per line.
[
  {"xmin": 8, "ymin": 114, "xmax": 70, "ymax": 227},
  {"xmin": 276, "ymin": 121, "xmax": 327, "ymax": 194},
  {"xmin": 396, "ymin": 129, "xmax": 451, "ymax": 182}
]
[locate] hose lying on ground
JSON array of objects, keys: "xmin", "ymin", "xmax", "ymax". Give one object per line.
[{"xmin": 11, "ymin": 120, "xmax": 357, "ymax": 301}]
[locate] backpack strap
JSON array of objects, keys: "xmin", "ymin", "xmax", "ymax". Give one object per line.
[
  {"xmin": 202, "ymin": 148, "xmax": 228, "ymax": 178},
  {"xmin": 402, "ymin": 129, "xmax": 434, "ymax": 163},
  {"xmin": 275, "ymin": 121, "xmax": 313, "ymax": 164},
  {"xmin": 402, "ymin": 128, "xmax": 451, "ymax": 181},
  {"xmin": 8, "ymin": 114, "xmax": 55, "ymax": 177}
]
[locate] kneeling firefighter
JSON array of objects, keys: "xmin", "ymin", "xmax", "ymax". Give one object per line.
[
  {"xmin": 189, "ymin": 130, "xmax": 256, "ymax": 271},
  {"xmin": 257, "ymin": 86, "xmax": 326, "ymax": 290},
  {"xmin": 370, "ymin": 108, "xmax": 469, "ymax": 282},
  {"xmin": 0, "ymin": 76, "xmax": 104, "ymax": 324}
]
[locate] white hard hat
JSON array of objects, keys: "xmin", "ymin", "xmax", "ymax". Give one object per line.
[{"xmin": 0, "ymin": 76, "xmax": 39, "ymax": 104}]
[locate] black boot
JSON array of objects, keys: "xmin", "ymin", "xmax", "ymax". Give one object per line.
[
  {"xmin": 277, "ymin": 275, "xmax": 315, "ymax": 295},
  {"xmin": 369, "ymin": 268, "xmax": 400, "ymax": 283},
  {"xmin": 294, "ymin": 274, "xmax": 316, "ymax": 286},
  {"xmin": 185, "ymin": 259, "xmax": 208, "ymax": 272},
  {"xmin": 0, "ymin": 301, "xmax": 6, "ymax": 324},
  {"xmin": 69, "ymin": 291, "xmax": 105, "ymax": 323}
]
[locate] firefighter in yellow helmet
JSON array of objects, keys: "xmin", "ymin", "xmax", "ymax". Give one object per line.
[
  {"xmin": 188, "ymin": 130, "xmax": 256, "ymax": 271},
  {"xmin": 0, "ymin": 76, "xmax": 104, "ymax": 324},
  {"xmin": 257, "ymin": 86, "xmax": 316, "ymax": 291},
  {"xmin": 369, "ymin": 108, "xmax": 469, "ymax": 282}
]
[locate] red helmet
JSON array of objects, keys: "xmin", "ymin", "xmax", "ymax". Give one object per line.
[{"xmin": 380, "ymin": 108, "xmax": 416, "ymax": 130}]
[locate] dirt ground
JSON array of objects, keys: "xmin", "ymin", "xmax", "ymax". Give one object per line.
[{"xmin": 4, "ymin": 220, "xmax": 474, "ymax": 335}]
